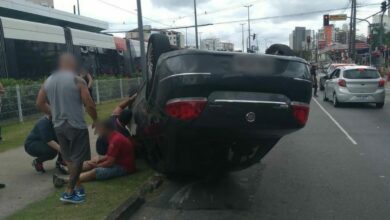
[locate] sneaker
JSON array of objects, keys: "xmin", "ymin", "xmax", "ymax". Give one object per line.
[
  {"xmin": 56, "ymin": 161, "xmax": 68, "ymax": 175},
  {"xmin": 75, "ymin": 187, "xmax": 86, "ymax": 198},
  {"xmin": 60, "ymin": 192, "xmax": 85, "ymax": 204},
  {"xmin": 53, "ymin": 174, "xmax": 66, "ymax": 188},
  {"xmin": 32, "ymin": 159, "xmax": 45, "ymax": 173}
]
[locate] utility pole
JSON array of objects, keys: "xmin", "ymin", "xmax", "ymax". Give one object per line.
[
  {"xmin": 194, "ymin": 0, "xmax": 199, "ymax": 49},
  {"xmin": 77, "ymin": 0, "xmax": 80, "ymax": 15},
  {"xmin": 244, "ymin": 5, "xmax": 253, "ymax": 52},
  {"xmin": 240, "ymin": 23, "xmax": 245, "ymax": 52},
  {"xmin": 185, "ymin": 27, "xmax": 188, "ymax": 47},
  {"xmin": 136, "ymin": 0, "xmax": 147, "ymax": 81},
  {"xmin": 348, "ymin": 0, "xmax": 357, "ymax": 61}
]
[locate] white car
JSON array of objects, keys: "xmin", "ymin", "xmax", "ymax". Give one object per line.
[{"xmin": 323, "ymin": 66, "xmax": 386, "ymax": 108}]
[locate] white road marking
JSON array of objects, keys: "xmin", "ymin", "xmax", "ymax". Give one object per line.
[{"xmin": 313, "ymin": 98, "xmax": 358, "ymax": 145}]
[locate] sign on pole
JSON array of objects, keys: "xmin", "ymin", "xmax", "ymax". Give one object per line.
[{"xmin": 329, "ymin": 14, "xmax": 347, "ymax": 21}]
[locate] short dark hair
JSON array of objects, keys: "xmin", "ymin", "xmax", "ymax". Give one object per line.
[{"xmin": 118, "ymin": 109, "xmax": 132, "ymax": 125}]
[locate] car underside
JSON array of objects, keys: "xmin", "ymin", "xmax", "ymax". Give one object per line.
[{"xmin": 131, "ymin": 34, "xmax": 312, "ymax": 176}]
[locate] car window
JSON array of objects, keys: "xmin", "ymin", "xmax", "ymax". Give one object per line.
[
  {"xmin": 343, "ymin": 69, "xmax": 380, "ymax": 79},
  {"xmin": 330, "ymin": 69, "xmax": 339, "ymax": 79}
]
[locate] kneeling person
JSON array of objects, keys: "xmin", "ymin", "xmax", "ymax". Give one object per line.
[
  {"xmin": 54, "ymin": 120, "xmax": 135, "ymax": 186},
  {"xmin": 25, "ymin": 116, "xmax": 67, "ymax": 174}
]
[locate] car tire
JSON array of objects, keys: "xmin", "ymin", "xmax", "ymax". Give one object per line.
[
  {"xmin": 265, "ymin": 44, "xmax": 295, "ymax": 56},
  {"xmin": 333, "ymin": 93, "xmax": 340, "ymax": 107},
  {"xmin": 320, "ymin": 84, "xmax": 325, "ymax": 91},
  {"xmin": 376, "ymin": 103, "xmax": 385, "ymax": 109},
  {"xmin": 146, "ymin": 34, "xmax": 172, "ymax": 95}
]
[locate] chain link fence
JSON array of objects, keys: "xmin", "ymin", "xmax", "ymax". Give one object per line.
[{"xmin": 0, "ymin": 78, "xmax": 142, "ymax": 123}]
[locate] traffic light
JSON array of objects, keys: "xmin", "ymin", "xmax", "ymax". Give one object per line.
[
  {"xmin": 323, "ymin": 14, "xmax": 330, "ymax": 26},
  {"xmin": 381, "ymin": 1, "xmax": 387, "ymax": 12}
]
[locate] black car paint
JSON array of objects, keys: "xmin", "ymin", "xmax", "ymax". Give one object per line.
[{"xmin": 132, "ymin": 50, "xmax": 312, "ymax": 175}]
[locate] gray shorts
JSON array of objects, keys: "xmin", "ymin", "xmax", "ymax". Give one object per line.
[
  {"xmin": 95, "ymin": 165, "xmax": 127, "ymax": 180},
  {"xmin": 55, "ymin": 122, "xmax": 91, "ymax": 164}
]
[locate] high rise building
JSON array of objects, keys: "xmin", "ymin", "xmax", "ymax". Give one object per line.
[
  {"xmin": 25, "ymin": 0, "xmax": 54, "ymax": 8},
  {"xmin": 290, "ymin": 27, "xmax": 311, "ymax": 50}
]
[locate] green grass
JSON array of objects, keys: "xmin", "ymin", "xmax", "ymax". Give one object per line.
[
  {"xmin": 7, "ymin": 167, "xmax": 153, "ymax": 220},
  {"xmin": 0, "ymin": 100, "xmax": 120, "ymax": 153}
]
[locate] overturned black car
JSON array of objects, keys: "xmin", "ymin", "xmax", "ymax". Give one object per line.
[{"xmin": 131, "ymin": 34, "xmax": 312, "ymax": 176}]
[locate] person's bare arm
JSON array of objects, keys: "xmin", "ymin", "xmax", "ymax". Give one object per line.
[
  {"xmin": 96, "ymin": 156, "xmax": 115, "ymax": 168},
  {"xmin": 112, "ymin": 93, "xmax": 137, "ymax": 115},
  {"xmin": 77, "ymin": 78, "xmax": 98, "ymax": 125},
  {"xmin": 36, "ymin": 86, "xmax": 51, "ymax": 116},
  {"xmin": 47, "ymin": 140, "xmax": 60, "ymax": 152},
  {"xmin": 87, "ymin": 73, "xmax": 93, "ymax": 89}
]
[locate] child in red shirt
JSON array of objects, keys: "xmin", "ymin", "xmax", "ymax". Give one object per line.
[{"xmin": 53, "ymin": 119, "xmax": 136, "ymax": 187}]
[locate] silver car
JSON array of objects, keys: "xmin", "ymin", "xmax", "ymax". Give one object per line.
[{"xmin": 323, "ymin": 66, "xmax": 386, "ymax": 108}]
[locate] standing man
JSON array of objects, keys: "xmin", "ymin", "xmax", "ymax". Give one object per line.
[
  {"xmin": 36, "ymin": 53, "xmax": 98, "ymax": 204},
  {"xmin": 311, "ymin": 63, "xmax": 318, "ymax": 97}
]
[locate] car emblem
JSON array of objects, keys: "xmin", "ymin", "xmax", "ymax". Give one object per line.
[{"xmin": 246, "ymin": 112, "xmax": 256, "ymax": 123}]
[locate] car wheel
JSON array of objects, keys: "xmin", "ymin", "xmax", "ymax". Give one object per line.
[
  {"xmin": 320, "ymin": 84, "xmax": 325, "ymax": 91},
  {"xmin": 265, "ymin": 44, "xmax": 295, "ymax": 56},
  {"xmin": 333, "ymin": 93, "xmax": 340, "ymax": 107},
  {"xmin": 376, "ymin": 103, "xmax": 385, "ymax": 109},
  {"xmin": 146, "ymin": 34, "xmax": 172, "ymax": 95}
]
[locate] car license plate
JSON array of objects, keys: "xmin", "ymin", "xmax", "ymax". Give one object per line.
[{"xmin": 355, "ymin": 95, "xmax": 369, "ymax": 101}]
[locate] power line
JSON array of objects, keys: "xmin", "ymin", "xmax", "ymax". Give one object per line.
[
  {"xmin": 164, "ymin": 2, "xmax": 379, "ymax": 29},
  {"xmin": 95, "ymin": 0, "xmax": 171, "ymax": 27},
  {"xmin": 163, "ymin": 0, "xmax": 264, "ymax": 22}
]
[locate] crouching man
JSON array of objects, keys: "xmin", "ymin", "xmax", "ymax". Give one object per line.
[
  {"xmin": 53, "ymin": 119, "xmax": 135, "ymax": 187},
  {"xmin": 25, "ymin": 116, "xmax": 67, "ymax": 174}
]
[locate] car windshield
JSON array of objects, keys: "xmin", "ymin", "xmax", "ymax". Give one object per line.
[{"xmin": 343, "ymin": 69, "xmax": 380, "ymax": 79}]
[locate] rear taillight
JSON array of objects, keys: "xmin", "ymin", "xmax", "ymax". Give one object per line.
[
  {"xmin": 165, "ymin": 98, "xmax": 207, "ymax": 121},
  {"xmin": 379, "ymin": 79, "xmax": 385, "ymax": 87},
  {"xmin": 291, "ymin": 102, "xmax": 310, "ymax": 126},
  {"xmin": 338, "ymin": 79, "xmax": 346, "ymax": 87}
]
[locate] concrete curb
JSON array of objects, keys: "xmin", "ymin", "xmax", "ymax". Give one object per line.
[{"xmin": 106, "ymin": 174, "xmax": 165, "ymax": 220}]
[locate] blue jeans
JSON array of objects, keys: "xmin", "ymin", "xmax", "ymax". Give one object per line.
[{"xmin": 95, "ymin": 165, "xmax": 127, "ymax": 180}]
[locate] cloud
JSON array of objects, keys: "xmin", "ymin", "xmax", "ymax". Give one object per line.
[{"xmin": 150, "ymin": 0, "xmax": 210, "ymax": 9}]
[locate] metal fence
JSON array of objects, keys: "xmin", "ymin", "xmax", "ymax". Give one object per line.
[{"xmin": 0, "ymin": 78, "xmax": 142, "ymax": 123}]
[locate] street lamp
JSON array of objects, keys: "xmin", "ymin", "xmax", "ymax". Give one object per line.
[
  {"xmin": 244, "ymin": 4, "xmax": 253, "ymax": 53},
  {"xmin": 136, "ymin": 0, "xmax": 147, "ymax": 80}
]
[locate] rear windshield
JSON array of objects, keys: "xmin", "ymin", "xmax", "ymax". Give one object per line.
[{"xmin": 343, "ymin": 69, "xmax": 380, "ymax": 79}]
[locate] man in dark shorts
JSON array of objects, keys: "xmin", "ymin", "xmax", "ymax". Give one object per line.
[
  {"xmin": 311, "ymin": 63, "xmax": 318, "ymax": 97},
  {"xmin": 53, "ymin": 119, "xmax": 135, "ymax": 186},
  {"xmin": 25, "ymin": 116, "xmax": 67, "ymax": 174},
  {"xmin": 36, "ymin": 53, "xmax": 98, "ymax": 204}
]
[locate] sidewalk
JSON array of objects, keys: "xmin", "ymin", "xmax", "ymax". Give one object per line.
[{"xmin": 0, "ymin": 128, "xmax": 97, "ymax": 219}]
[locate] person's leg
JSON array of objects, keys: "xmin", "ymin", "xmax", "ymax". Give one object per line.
[
  {"xmin": 26, "ymin": 141, "xmax": 57, "ymax": 173},
  {"xmin": 65, "ymin": 161, "xmax": 83, "ymax": 194}
]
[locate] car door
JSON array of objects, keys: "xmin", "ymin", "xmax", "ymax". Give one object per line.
[
  {"xmin": 329, "ymin": 69, "xmax": 341, "ymax": 96},
  {"xmin": 325, "ymin": 69, "xmax": 337, "ymax": 97}
]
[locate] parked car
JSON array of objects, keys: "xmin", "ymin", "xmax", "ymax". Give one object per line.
[
  {"xmin": 323, "ymin": 66, "xmax": 386, "ymax": 108},
  {"xmin": 131, "ymin": 34, "xmax": 312, "ymax": 176},
  {"xmin": 319, "ymin": 63, "xmax": 356, "ymax": 91}
]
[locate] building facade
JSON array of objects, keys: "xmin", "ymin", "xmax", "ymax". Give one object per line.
[{"xmin": 290, "ymin": 27, "xmax": 309, "ymax": 51}]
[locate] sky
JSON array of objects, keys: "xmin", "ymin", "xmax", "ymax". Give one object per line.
[{"xmin": 54, "ymin": 0, "xmax": 382, "ymax": 52}]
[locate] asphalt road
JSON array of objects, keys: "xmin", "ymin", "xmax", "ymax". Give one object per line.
[{"xmin": 132, "ymin": 91, "xmax": 390, "ymax": 220}]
